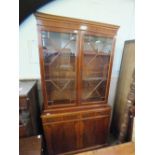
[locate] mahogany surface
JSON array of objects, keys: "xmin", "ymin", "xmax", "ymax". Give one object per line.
[
  {"xmin": 19, "ymin": 80, "xmax": 41, "ymax": 138},
  {"xmin": 35, "ymin": 12, "xmax": 119, "ymax": 155},
  {"xmin": 19, "ymin": 135, "xmax": 43, "ymax": 155}
]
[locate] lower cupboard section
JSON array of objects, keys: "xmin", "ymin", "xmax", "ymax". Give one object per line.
[{"xmin": 42, "ymin": 107, "xmax": 111, "ymax": 155}]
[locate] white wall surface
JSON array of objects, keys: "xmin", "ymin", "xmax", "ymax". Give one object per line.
[{"xmin": 19, "ymin": 0, "xmax": 134, "ymax": 106}]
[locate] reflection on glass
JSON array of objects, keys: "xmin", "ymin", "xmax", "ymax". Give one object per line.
[
  {"xmin": 84, "ymin": 35, "xmax": 113, "ymax": 54},
  {"xmin": 41, "ymin": 31, "xmax": 77, "ymax": 105},
  {"xmin": 82, "ymin": 35, "xmax": 113, "ymax": 102}
]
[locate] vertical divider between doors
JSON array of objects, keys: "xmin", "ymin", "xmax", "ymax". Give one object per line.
[{"xmin": 76, "ymin": 31, "xmax": 84, "ymax": 105}]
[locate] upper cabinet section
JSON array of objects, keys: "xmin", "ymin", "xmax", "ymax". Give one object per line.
[{"xmin": 35, "ymin": 12, "xmax": 119, "ymax": 109}]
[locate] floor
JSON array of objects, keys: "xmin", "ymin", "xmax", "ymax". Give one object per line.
[
  {"xmin": 76, "ymin": 142, "xmax": 135, "ymax": 155},
  {"xmin": 107, "ymin": 134, "xmax": 119, "ymax": 146}
]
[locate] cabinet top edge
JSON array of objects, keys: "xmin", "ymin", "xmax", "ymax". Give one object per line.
[
  {"xmin": 34, "ymin": 12, "xmax": 120, "ymax": 30},
  {"xmin": 125, "ymin": 40, "xmax": 135, "ymax": 44},
  {"xmin": 19, "ymin": 80, "xmax": 36, "ymax": 97}
]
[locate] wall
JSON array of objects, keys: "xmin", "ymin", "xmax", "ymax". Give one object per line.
[{"xmin": 19, "ymin": 0, "xmax": 135, "ymax": 107}]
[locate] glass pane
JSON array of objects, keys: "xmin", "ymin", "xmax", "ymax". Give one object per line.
[
  {"xmin": 82, "ymin": 34, "xmax": 113, "ymax": 102},
  {"xmin": 41, "ymin": 31, "xmax": 77, "ymax": 105}
]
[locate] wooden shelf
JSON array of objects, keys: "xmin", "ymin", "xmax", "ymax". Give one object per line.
[
  {"xmin": 45, "ymin": 77, "xmax": 105, "ymax": 82},
  {"xmin": 45, "ymin": 78, "xmax": 75, "ymax": 82},
  {"xmin": 84, "ymin": 51, "xmax": 110, "ymax": 56},
  {"xmin": 83, "ymin": 77, "xmax": 105, "ymax": 81}
]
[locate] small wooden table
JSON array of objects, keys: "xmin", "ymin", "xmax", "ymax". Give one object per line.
[
  {"xmin": 19, "ymin": 135, "xmax": 43, "ymax": 155},
  {"xmin": 76, "ymin": 142, "xmax": 135, "ymax": 155}
]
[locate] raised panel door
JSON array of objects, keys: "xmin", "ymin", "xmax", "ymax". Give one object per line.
[
  {"xmin": 43, "ymin": 121, "xmax": 78, "ymax": 155},
  {"xmin": 82, "ymin": 116, "xmax": 110, "ymax": 147}
]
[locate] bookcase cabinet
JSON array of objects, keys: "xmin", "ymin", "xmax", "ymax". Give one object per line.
[{"xmin": 35, "ymin": 12, "xmax": 119, "ymax": 155}]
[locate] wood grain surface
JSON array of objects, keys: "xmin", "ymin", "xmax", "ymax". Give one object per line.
[
  {"xmin": 19, "ymin": 135, "xmax": 42, "ymax": 155},
  {"xmin": 35, "ymin": 12, "xmax": 119, "ymax": 155}
]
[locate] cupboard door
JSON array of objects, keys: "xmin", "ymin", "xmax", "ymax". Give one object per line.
[
  {"xmin": 82, "ymin": 116, "xmax": 110, "ymax": 147},
  {"xmin": 81, "ymin": 34, "xmax": 113, "ymax": 103},
  {"xmin": 41, "ymin": 31, "xmax": 78, "ymax": 105},
  {"xmin": 42, "ymin": 106, "xmax": 111, "ymax": 154},
  {"xmin": 43, "ymin": 122, "xmax": 77, "ymax": 155}
]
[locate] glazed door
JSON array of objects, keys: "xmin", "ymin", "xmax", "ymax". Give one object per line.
[
  {"xmin": 81, "ymin": 33, "xmax": 113, "ymax": 103},
  {"xmin": 40, "ymin": 30, "xmax": 78, "ymax": 106}
]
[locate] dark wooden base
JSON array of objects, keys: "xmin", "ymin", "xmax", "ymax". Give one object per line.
[
  {"xmin": 19, "ymin": 135, "xmax": 43, "ymax": 155},
  {"xmin": 42, "ymin": 104, "xmax": 111, "ymax": 155}
]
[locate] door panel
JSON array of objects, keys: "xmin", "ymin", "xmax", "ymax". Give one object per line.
[
  {"xmin": 41, "ymin": 31, "xmax": 78, "ymax": 105},
  {"xmin": 82, "ymin": 116, "xmax": 110, "ymax": 147},
  {"xmin": 44, "ymin": 121, "xmax": 77, "ymax": 155},
  {"xmin": 81, "ymin": 34, "xmax": 113, "ymax": 103},
  {"xmin": 42, "ymin": 107, "xmax": 111, "ymax": 155}
]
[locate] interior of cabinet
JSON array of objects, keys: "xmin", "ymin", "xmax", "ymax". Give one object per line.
[
  {"xmin": 40, "ymin": 26, "xmax": 114, "ymax": 106},
  {"xmin": 81, "ymin": 34, "xmax": 112, "ymax": 102},
  {"xmin": 42, "ymin": 31, "xmax": 77, "ymax": 105}
]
